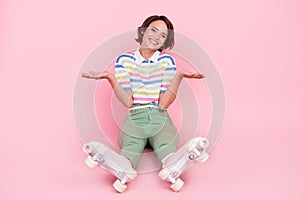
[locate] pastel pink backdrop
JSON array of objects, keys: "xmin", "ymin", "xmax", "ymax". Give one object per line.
[{"xmin": 1, "ymin": 0, "xmax": 299, "ymax": 200}]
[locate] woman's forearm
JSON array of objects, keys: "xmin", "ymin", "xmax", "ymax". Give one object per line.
[
  {"xmin": 107, "ymin": 74, "xmax": 133, "ymax": 108},
  {"xmin": 158, "ymin": 72, "xmax": 184, "ymax": 109}
]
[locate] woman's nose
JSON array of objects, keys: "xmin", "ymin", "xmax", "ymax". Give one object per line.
[{"xmin": 154, "ymin": 32, "xmax": 160, "ymax": 39}]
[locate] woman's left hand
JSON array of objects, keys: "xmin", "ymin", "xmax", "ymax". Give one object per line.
[{"xmin": 179, "ymin": 70, "xmax": 205, "ymax": 79}]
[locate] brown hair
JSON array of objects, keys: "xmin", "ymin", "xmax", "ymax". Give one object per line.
[{"xmin": 135, "ymin": 15, "xmax": 175, "ymax": 51}]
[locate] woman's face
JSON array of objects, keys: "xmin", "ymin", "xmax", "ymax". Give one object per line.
[{"xmin": 140, "ymin": 20, "xmax": 168, "ymax": 51}]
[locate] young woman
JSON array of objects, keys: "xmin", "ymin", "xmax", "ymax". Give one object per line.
[{"xmin": 82, "ymin": 15, "xmax": 209, "ymax": 192}]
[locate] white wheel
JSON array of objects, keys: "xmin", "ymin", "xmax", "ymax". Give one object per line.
[
  {"xmin": 113, "ymin": 179, "xmax": 127, "ymax": 193},
  {"xmin": 84, "ymin": 156, "xmax": 99, "ymax": 168},
  {"xmin": 170, "ymin": 178, "xmax": 184, "ymax": 192},
  {"xmin": 158, "ymin": 168, "xmax": 171, "ymax": 180},
  {"xmin": 196, "ymin": 152, "xmax": 209, "ymax": 163}
]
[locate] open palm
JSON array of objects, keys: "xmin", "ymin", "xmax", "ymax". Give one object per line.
[
  {"xmin": 180, "ymin": 70, "xmax": 205, "ymax": 79},
  {"xmin": 81, "ymin": 71, "xmax": 111, "ymax": 80}
]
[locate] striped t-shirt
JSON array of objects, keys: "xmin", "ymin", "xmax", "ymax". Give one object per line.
[{"xmin": 114, "ymin": 49, "xmax": 176, "ymax": 105}]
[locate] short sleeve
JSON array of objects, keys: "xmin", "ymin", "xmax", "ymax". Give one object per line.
[
  {"xmin": 159, "ymin": 54, "xmax": 177, "ymax": 93},
  {"xmin": 114, "ymin": 54, "xmax": 131, "ymax": 91}
]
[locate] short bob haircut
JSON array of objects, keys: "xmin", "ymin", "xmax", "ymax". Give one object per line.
[{"xmin": 135, "ymin": 15, "xmax": 175, "ymax": 52}]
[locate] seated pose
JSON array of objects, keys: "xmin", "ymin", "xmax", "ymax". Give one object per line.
[{"xmin": 82, "ymin": 15, "xmax": 209, "ymax": 193}]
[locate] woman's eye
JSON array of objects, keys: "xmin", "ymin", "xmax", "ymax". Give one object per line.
[{"xmin": 151, "ymin": 28, "xmax": 156, "ymax": 32}]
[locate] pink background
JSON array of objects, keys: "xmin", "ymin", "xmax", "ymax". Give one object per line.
[{"xmin": 1, "ymin": 0, "xmax": 299, "ymax": 199}]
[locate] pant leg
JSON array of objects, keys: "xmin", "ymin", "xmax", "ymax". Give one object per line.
[
  {"xmin": 118, "ymin": 130, "xmax": 147, "ymax": 169},
  {"xmin": 117, "ymin": 108, "xmax": 151, "ymax": 168},
  {"xmin": 149, "ymin": 119, "xmax": 179, "ymax": 166}
]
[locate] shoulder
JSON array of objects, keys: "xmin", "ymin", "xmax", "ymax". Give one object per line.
[
  {"xmin": 116, "ymin": 51, "xmax": 136, "ymax": 63},
  {"xmin": 157, "ymin": 51, "xmax": 176, "ymax": 65}
]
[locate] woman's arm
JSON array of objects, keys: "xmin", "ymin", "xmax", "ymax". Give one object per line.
[
  {"xmin": 82, "ymin": 71, "xmax": 133, "ymax": 108},
  {"xmin": 158, "ymin": 70, "xmax": 205, "ymax": 110}
]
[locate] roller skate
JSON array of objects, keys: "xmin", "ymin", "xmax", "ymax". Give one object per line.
[
  {"xmin": 158, "ymin": 137, "xmax": 209, "ymax": 192},
  {"xmin": 82, "ymin": 141, "xmax": 137, "ymax": 193}
]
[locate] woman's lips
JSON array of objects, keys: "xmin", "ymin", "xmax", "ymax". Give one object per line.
[{"xmin": 149, "ymin": 38, "xmax": 159, "ymax": 45}]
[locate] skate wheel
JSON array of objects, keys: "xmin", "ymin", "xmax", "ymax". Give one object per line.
[
  {"xmin": 199, "ymin": 138, "xmax": 210, "ymax": 149},
  {"xmin": 170, "ymin": 178, "xmax": 184, "ymax": 192},
  {"xmin": 84, "ymin": 156, "xmax": 98, "ymax": 168},
  {"xmin": 82, "ymin": 144, "xmax": 93, "ymax": 154},
  {"xmin": 158, "ymin": 168, "xmax": 171, "ymax": 180},
  {"xmin": 196, "ymin": 152, "xmax": 209, "ymax": 163},
  {"xmin": 113, "ymin": 179, "xmax": 127, "ymax": 193}
]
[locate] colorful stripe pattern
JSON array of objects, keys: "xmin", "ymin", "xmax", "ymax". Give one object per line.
[{"xmin": 114, "ymin": 50, "xmax": 176, "ymax": 105}]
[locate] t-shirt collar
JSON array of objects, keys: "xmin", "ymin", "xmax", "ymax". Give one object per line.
[{"xmin": 135, "ymin": 49, "xmax": 160, "ymax": 65}]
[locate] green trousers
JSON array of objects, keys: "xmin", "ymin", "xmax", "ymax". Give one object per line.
[{"xmin": 118, "ymin": 107, "xmax": 179, "ymax": 168}]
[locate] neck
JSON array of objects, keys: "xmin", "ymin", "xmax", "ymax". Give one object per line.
[{"xmin": 139, "ymin": 48, "xmax": 156, "ymax": 60}]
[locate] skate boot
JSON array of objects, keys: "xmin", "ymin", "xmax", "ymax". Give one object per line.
[
  {"xmin": 158, "ymin": 137, "xmax": 209, "ymax": 192},
  {"xmin": 82, "ymin": 141, "xmax": 137, "ymax": 193}
]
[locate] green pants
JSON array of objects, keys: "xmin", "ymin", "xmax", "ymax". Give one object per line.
[{"xmin": 118, "ymin": 107, "xmax": 179, "ymax": 168}]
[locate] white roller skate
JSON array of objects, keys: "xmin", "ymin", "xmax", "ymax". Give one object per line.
[
  {"xmin": 158, "ymin": 137, "xmax": 209, "ymax": 192},
  {"xmin": 82, "ymin": 141, "xmax": 137, "ymax": 193}
]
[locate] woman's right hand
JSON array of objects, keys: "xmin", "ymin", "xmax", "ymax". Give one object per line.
[{"xmin": 81, "ymin": 71, "xmax": 111, "ymax": 80}]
